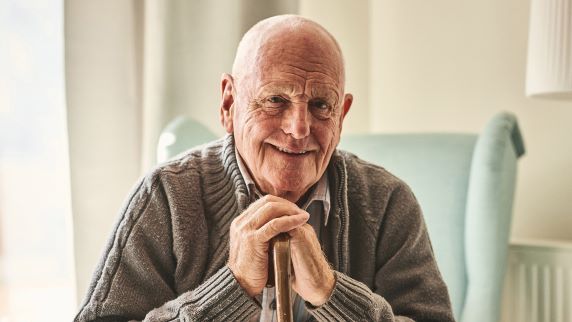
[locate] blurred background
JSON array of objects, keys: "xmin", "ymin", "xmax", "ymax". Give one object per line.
[
  {"xmin": 0, "ymin": 0, "xmax": 75, "ymax": 320},
  {"xmin": 1, "ymin": 0, "xmax": 571, "ymax": 321}
]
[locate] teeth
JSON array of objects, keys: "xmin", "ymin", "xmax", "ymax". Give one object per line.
[{"xmin": 277, "ymin": 146, "xmax": 307, "ymax": 154}]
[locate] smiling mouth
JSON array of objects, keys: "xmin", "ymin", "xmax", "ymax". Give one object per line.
[{"xmin": 271, "ymin": 144, "xmax": 310, "ymax": 155}]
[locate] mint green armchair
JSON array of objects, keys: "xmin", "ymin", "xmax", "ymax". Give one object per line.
[
  {"xmin": 338, "ymin": 112, "xmax": 525, "ymax": 322},
  {"xmin": 157, "ymin": 112, "xmax": 525, "ymax": 322},
  {"xmin": 156, "ymin": 116, "xmax": 218, "ymax": 163}
]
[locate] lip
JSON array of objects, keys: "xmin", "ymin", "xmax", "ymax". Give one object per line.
[{"xmin": 268, "ymin": 143, "xmax": 315, "ymax": 156}]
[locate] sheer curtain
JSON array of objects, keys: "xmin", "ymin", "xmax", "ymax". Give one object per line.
[
  {"xmin": 0, "ymin": 0, "xmax": 76, "ymax": 320},
  {"xmin": 65, "ymin": 0, "xmax": 297, "ymax": 305}
]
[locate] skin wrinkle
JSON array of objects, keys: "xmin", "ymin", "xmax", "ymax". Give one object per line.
[
  {"xmin": 255, "ymin": 79, "xmax": 339, "ymax": 98},
  {"xmin": 221, "ymin": 15, "xmax": 353, "ymax": 305},
  {"xmin": 233, "ymin": 17, "xmax": 345, "ymax": 90},
  {"xmin": 255, "ymin": 85, "xmax": 339, "ymax": 112},
  {"xmin": 222, "ymin": 17, "xmax": 352, "ymax": 201}
]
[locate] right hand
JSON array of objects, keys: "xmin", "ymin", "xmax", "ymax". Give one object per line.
[{"xmin": 227, "ymin": 195, "xmax": 309, "ymax": 297}]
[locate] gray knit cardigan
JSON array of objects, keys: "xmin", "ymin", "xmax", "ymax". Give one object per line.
[{"xmin": 75, "ymin": 135, "xmax": 454, "ymax": 322}]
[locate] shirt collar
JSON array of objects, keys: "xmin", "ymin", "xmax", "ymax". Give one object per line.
[{"xmin": 235, "ymin": 147, "xmax": 331, "ymax": 225}]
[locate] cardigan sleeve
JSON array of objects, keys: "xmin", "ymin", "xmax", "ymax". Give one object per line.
[
  {"xmin": 74, "ymin": 172, "xmax": 260, "ymax": 322},
  {"xmin": 307, "ymin": 183, "xmax": 455, "ymax": 322}
]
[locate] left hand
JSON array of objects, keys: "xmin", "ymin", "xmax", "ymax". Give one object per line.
[{"xmin": 288, "ymin": 223, "xmax": 336, "ymax": 306}]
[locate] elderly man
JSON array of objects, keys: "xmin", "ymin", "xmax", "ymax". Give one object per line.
[{"xmin": 75, "ymin": 15, "xmax": 454, "ymax": 322}]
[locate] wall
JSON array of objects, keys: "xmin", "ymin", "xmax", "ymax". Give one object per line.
[
  {"xmin": 303, "ymin": 0, "xmax": 572, "ymax": 241},
  {"xmin": 372, "ymin": 0, "xmax": 572, "ymax": 241},
  {"xmin": 299, "ymin": 0, "xmax": 371, "ymax": 134}
]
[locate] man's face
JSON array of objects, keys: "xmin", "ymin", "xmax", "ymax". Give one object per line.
[{"xmin": 222, "ymin": 29, "xmax": 352, "ymax": 202}]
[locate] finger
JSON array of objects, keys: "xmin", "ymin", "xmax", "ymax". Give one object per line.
[
  {"xmin": 288, "ymin": 224, "xmax": 324, "ymax": 261},
  {"xmin": 287, "ymin": 223, "xmax": 315, "ymax": 239},
  {"xmin": 233, "ymin": 195, "xmax": 286, "ymax": 224},
  {"xmin": 256, "ymin": 212, "xmax": 309, "ymax": 242},
  {"xmin": 250, "ymin": 201, "xmax": 305, "ymax": 229}
]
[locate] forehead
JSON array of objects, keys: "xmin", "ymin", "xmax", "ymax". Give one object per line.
[{"xmin": 248, "ymin": 29, "xmax": 344, "ymax": 95}]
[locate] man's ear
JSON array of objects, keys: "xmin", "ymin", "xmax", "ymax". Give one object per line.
[
  {"xmin": 341, "ymin": 93, "xmax": 353, "ymax": 120},
  {"xmin": 337, "ymin": 93, "xmax": 353, "ymax": 132},
  {"xmin": 220, "ymin": 73, "xmax": 235, "ymax": 133},
  {"xmin": 339, "ymin": 93, "xmax": 353, "ymax": 128}
]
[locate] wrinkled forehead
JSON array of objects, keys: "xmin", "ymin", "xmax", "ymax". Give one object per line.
[
  {"xmin": 255, "ymin": 32, "xmax": 343, "ymax": 82},
  {"xmin": 233, "ymin": 20, "xmax": 345, "ymax": 93}
]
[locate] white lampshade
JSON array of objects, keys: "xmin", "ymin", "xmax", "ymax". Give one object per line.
[{"xmin": 526, "ymin": 0, "xmax": 572, "ymax": 99}]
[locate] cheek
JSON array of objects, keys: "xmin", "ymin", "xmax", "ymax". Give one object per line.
[
  {"xmin": 241, "ymin": 111, "xmax": 280, "ymax": 148},
  {"xmin": 314, "ymin": 120, "xmax": 341, "ymax": 151}
]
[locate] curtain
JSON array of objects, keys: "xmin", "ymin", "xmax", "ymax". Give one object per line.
[
  {"xmin": 66, "ymin": 0, "xmax": 297, "ymax": 304},
  {"xmin": 1, "ymin": 0, "xmax": 76, "ymax": 319}
]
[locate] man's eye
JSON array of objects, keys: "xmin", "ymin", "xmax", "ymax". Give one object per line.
[
  {"xmin": 260, "ymin": 96, "xmax": 288, "ymax": 114},
  {"xmin": 309, "ymin": 99, "xmax": 334, "ymax": 119},
  {"xmin": 267, "ymin": 96, "xmax": 287, "ymax": 104},
  {"xmin": 310, "ymin": 100, "xmax": 330, "ymax": 110}
]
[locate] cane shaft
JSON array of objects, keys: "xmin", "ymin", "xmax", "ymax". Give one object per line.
[{"xmin": 272, "ymin": 233, "xmax": 293, "ymax": 322}]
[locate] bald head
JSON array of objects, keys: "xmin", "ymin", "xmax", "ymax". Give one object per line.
[
  {"xmin": 231, "ymin": 15, "xmax": 345, "ymax": 88},
  {"xmin": 219, "ymin": 15, "xmax": 353, "ymax": 201}
]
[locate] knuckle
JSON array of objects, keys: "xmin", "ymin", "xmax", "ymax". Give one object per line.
[
  {"xmin": 266, "ymin": 220, "xmax": 280, "ymax": 236},
  {"xmin": 262, "ymin": 202, "xmax": 275, "ymax": 214},
  {"xmin": 230, "ymin": 219, "xmax": 245, "ymax": 232},
  {"xmin": 248, "ymin": 216, "xmax": 259, "ymax": 230}
]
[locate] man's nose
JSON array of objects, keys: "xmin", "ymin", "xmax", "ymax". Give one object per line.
[{"xmin": 282, "ymin": 104, "xmax": 310, "ymax": 139}]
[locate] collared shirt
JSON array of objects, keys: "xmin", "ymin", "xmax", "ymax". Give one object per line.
[{"xmin": 235, "ymin": 149, "xmax": 330, "ymax": 322}]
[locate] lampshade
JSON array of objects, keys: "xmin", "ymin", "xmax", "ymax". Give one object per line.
[{"xmin": 526, "ymin": 0, "xmax": 572, "ymax": 99}]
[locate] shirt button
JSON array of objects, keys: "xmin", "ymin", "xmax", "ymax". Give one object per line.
[{"xmin": 270, "ymin": 299, "xmax": 276, "ymax": 310}]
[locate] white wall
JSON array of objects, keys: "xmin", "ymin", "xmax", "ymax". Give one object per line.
[
  {"xmin": 302, "ymin": 0, "xmax": 572, "ymax": 241},
  {"xmin": 299, "ymin": 0, "xmax": 371, "ymax": 134}
]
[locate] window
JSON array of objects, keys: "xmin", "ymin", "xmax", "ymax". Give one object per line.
[{"xmin": 0, "ymin": 0, "xmax": 76, "ymax": 320}]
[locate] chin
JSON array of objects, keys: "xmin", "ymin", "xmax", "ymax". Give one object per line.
[{"xmin": 269, "ymin": 175, "xmax": 314, "ymax": 196}]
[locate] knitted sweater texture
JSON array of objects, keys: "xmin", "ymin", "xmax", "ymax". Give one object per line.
[{"xmin": 75, "ymin": 135, "xmax": 454, "ymax": 322}]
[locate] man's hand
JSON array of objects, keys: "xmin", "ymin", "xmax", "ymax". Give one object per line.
[
  {"xmin": 227, "ymin": 195, "xmax": 335, "ymax": 306},
  {"xmin": 227, "ymin": 195, "xmax": 309, "ymax": 297},
  {"xmin": 289, "ymin": 224, "xmax": 335, "ymax": 306}
]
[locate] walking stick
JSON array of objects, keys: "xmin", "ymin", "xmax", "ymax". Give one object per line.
[{"xmin": 271, "ymin": 233, "xmax": 293, "ymax": 322}]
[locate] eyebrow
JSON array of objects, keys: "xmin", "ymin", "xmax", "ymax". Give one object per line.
[
  {"xmin": 256, "ymin": 83, "xmax": 298, "ymax": 97},
  {"xmin": 257, "ymin": 82, "xmax": 339, "ymax": 101},
  {"xmin": 310, "ymin": 86, "xmax": 338, "ymax": 100}
]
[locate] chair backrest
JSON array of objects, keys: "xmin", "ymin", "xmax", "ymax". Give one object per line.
[
  {"xmin": 338, "ymin": 112, "xmax": 525, "ymax": 322},
  {"xmin": 339, "ymin": 133, "xmax": 476, "ymax": 317},
  {"xmin": 156, "ymin": 116, "xmax": 218, "ymax": 163}
]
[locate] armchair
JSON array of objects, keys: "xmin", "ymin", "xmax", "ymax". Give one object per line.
[
  {"xmin": 157, "ymin": 112, "xmax": 525, "ymax": 322},
  {"xmin": 338, "ymin": 112, "xmax": 525, "ymax": 322}
]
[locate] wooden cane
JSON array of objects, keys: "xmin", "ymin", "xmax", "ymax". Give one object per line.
[{"xmin": 272, "ymin": 233, "xmax": 293, "ymax": 322}]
